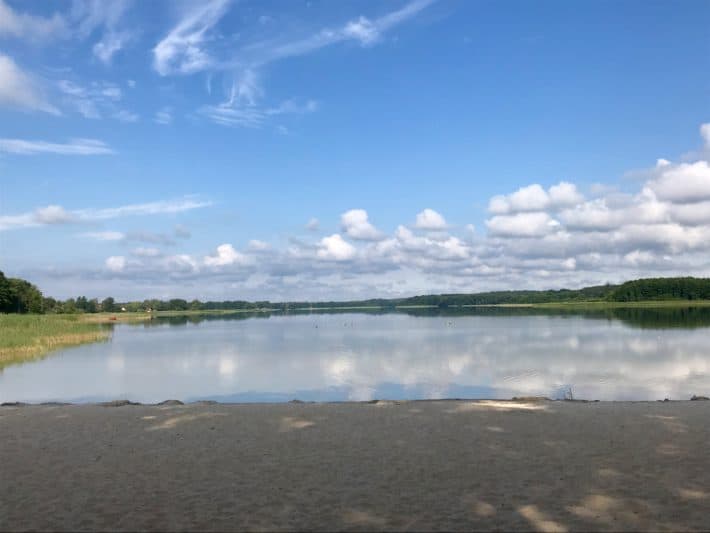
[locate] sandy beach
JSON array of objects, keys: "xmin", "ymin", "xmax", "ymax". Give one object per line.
[{"xmin": 1, "ymin": 399, "xmax": 709, "ymax": 532}]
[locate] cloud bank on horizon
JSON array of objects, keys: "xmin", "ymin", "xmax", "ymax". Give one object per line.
[{"xmin": 1, "ymin": 0, "xmax": 709, "ymax": 300}]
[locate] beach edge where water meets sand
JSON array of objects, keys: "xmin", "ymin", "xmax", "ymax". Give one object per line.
[{"xmin": 2, "ymin": 399, "xmax": 709, "ymax": 532}]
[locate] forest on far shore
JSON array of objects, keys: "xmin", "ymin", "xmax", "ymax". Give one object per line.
[{"xmin": 2, "ymin": 271, "xmax": 710, "ymax": 314}]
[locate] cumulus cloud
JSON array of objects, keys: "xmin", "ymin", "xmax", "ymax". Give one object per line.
[
  {"xmin": 486, "ymin": 212, "xmax": 560, "ymax": 237},
  {"xmin": 647, "ymin": 161, "xmax": 710, "ymax": 203},
  {"xmin": 341, "ymin": 209, "xmax": 382, "ymax": 241},
  {"xmin": 0, "ymin": 54, "xmax": 59, "ymax": 114},
  {"xmin": 105, "ymin": 256, "xmax": 126, "ymax": 272},
  {"xmin": 204, "ymin": 244, "xmax": 250, "ymax": 267},
  {"xmin": 317, "ymin": 234, "xmax": 357, "ymax": 261},
  {"xmin": 34, "ymin": 205, "xmax": 75, "ymax": 224},
  {"xmin": 306, "ymin": 218, "xmax": 320, "ymax": 231},
  {"xmin": 414, "ymin": 208, "xmax": 447, "ymax": 230},
  {"xmin": 488, "ymin": 182, "xmax": 583, "ymax": 214}
]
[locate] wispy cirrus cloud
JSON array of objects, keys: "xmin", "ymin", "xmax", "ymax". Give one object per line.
[
  {"xmin": 153, "ymin": 0, "xmax": 231, "ymax": 76},
  {"xmin": 199, "ymin": 98, "xmax": 318, "ymax": 128},
  {"xmin": 154, "ymin": 0, "xmax": 433, "ymax": 128},
  {"xmin": 0, "ymin": 54, "xmax": 59, "ymax": 114},
  {"xmin": 56, "ymin": 79, "xmax": 138, "ymax": 121},
  {"xmin": 1, "ymin": 0, "xmax": 134, "ymax": 62},
  {"xmin": 0, "ymin": 197, "xmax": 212, "ymax": 232},
  {"xmin": 0, "ymin": 0, "xmax": 67, "ymax": 41},
  {"xmin": 0, "ymin": 138, "xmax": 113, "ymax": 155}
]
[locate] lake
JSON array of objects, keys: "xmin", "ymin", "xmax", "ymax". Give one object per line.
[{"xmin": 1, "ymin": 307, "xmax": 710, "ymax": 403}]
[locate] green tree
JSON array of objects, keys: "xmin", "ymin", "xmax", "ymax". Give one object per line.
[
  {"xmin": 0, "ymin": 271, "xmax": 13, "ymax": 313},
  {"xmin": 101, "ymin": 297, "xmax": 116, "ymax": 312},
  {"xmin": 7, "ymin": 278, "xmax": 43, "ymax": 313}
]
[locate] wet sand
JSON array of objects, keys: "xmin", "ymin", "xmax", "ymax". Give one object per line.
[{"xmin": 1, "ymin": 400, "xmax": 709, "ymax": 532}]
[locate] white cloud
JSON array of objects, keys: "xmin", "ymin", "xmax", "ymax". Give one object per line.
[
  {"xmin": 341, "ymin": 209, "xmax": 382, "ymax": 241},
  {"xmin": 0, "ymin": 54, "xmax": 59, "ymax": 114},
  {"xmin": 0, "ymin": 138, "xmax": 113, "ymax": 155},
  {"xmin": 414, "ymin": 208, "xmax": 447, "ymax": 230},
  {"xmin": 77, "ymin": 198, "xmax": 212, "ymax": 220},
  {"xmin": 0, "ymin": 0, "xmax": 67, "ymax": 41},
  {"xmin": 154, "ymin": 107, "xmax": 173, "ymax": 125},
  {"xmin": 0, "ymin": 197, "xmax": 211, "ymax": 231},
  {"xmin": 317, "ymin": 234, "xmax": 357, "ymax": 261},
  {"xmin": 306, "ymin": 218, "xmax": 320, "ymax": 231},
  {"xmin": 105, "ymin": 256, "xmax": 126, "ymax": 272},
  {"xmin": 153, "ymin": 0, "xmax": 230, "ymax": 76},
  {"xmin": 57, "ymin": 79, "xmax": 134, "ymax": 120},
  {"xmin": 549, "ymin": 182, "xmax": 584, "ymax": 206},
  {"xmin": 82, "ymin": 231, "xmax": 126, "ymax": 241},
  {"xmin": 73, "ymin": 0, "xmax": 134, "ymax": 63},
  {"xmin": 647, "ymin": 161, "xmax": 710, "ymax": 203},
  {"xmin": 248, "ymin": 239, "xmax": 271, "ymax": 251},
  {"xmin": 93, "ymin": 30, "xmax": 132, "ymax": 64},
  {"xmin": 701, "ymin": 123, "xmax": 710, "ymax": 148},
  {"xmin": 343, "ymin": 16, "xmax": 379, "ymax": 45},
  {"xmin": 259, "ymin": 0, "xmax": 433, "ymax": 63},
  {"xmin": 199, "ymin": 98, "xmax": 318, "ymax": 128},
  {"xmin": 34, "ymin": 205, "xmax": 74, "ymax": 224},
  {"xmin": 488, "ymin": 182, "xmax": 583, "ymax": 214},
  {"xmin": 204, "ymin": 243, "xmax": 250, "ymax": 267},
  {"xmin": 157, "ymin": 0, "xmax": 430, "ymax": 128},
  {"xmin": 486, "ymin": 212, "xmax": 560, "ymax": 237}
]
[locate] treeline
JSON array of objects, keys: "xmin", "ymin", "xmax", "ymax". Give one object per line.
[
  {"xmin": 608, "ymin": 277, "xmax": 710, "ymax": 302},
  {"xmin": 3, "ymin": 270, "xmax": 710, "ymax": 314}
]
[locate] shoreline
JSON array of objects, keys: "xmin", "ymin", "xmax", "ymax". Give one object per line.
[
  {"xmin": 2, "ymin": 396, "xmax": 710, "ymax": 407},
  {"xmin": 2, "ymin": 399, "xmax": 709, "ymax": 531},
  {"xmin": 4, "ymin": 300, "xmax": 710, "ymax": 369}
]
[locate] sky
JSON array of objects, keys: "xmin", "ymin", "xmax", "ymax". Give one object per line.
[{"xmin": 1, "ymin": 0, "xmax": 709, "ymax": 301}]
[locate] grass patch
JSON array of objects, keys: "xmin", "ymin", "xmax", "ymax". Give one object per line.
[{"xmin": 0, "ymin": 314, "xmax": 111, "ymax": 370}]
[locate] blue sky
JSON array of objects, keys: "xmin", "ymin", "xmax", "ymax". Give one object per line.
[{"xmin": 1, "ymin": 0, "xmax": 709, "ymax": 301}]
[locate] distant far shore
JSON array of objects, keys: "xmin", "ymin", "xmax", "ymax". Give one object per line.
[{"xmin": 2, "ymin": 399, "xmax": 709, "ymax": 531}]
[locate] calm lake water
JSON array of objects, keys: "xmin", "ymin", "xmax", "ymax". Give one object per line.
[{"xmin": 2, "ymin": 308, "xmax": 710, "ymax": 403}]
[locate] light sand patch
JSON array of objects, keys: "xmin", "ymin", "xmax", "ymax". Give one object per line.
[
  {"xmin": 146, "ymin": 412, "xmax": 226, "ymax": 431},
  {"xmin": 677, "ymin": 488, "xmax": 709, "ymax": 500},
  {"xmin": 279, "ymin": 416, "xmax": 315, "ymax": 431},
  {"xmin": 472, "ymin": 500, "xmax": 496, "ymax": 517},
  {"xmin": 518, "ymin": 504, "xmax": 567, "ymax": 532},
  {"xmin": 451, "ymin": 400, "xmax": 551, "ymax": 412},
  {"xmin": 343, "ymin": 509, "xmax": 388, "ymax": 527}
]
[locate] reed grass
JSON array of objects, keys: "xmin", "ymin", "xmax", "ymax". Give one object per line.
[{"xmin": 0, "ymin": 314, "xmax": 111, "ymax": 369}]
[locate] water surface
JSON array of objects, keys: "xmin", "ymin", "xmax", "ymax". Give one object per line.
[{"xmin": 2, "ymin": 308, "xmax": 709, "ymax": 403}]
